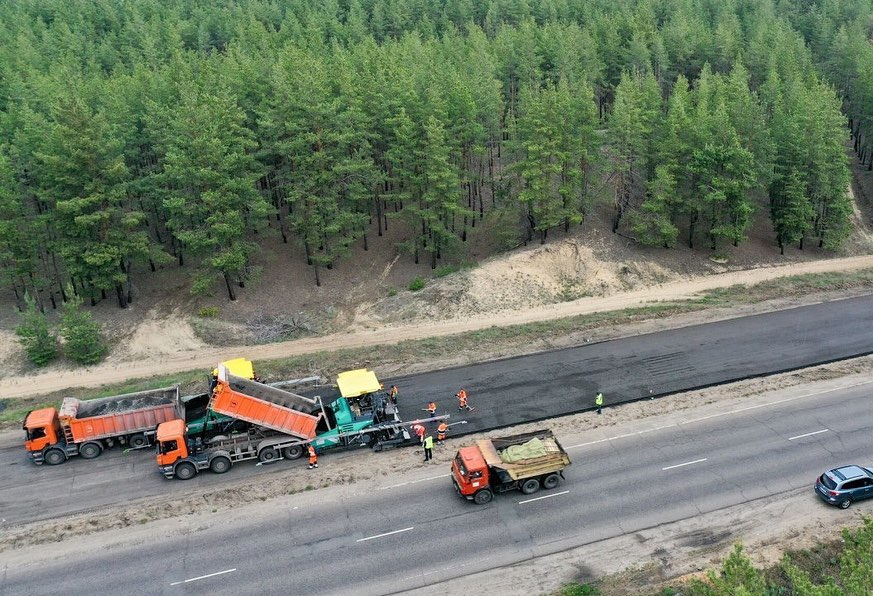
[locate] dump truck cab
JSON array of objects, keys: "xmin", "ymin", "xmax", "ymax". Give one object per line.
[
  {"xmin": 23, "ymin": 408, "xmax": 61, "ymax": 458},
  {"xmin": 452, "ymin": 445, "xmax": 491, "ymax": 501},
  {"xmin": 156, "ymin": 418, "xmax": 188, "ymax": 470}
]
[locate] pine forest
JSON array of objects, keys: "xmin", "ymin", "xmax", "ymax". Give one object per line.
[{"xmin": 0, "ymin": 0, "xmax": 871, "ymax": 308}]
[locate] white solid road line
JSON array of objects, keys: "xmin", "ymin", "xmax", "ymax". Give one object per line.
[
  {"xmin": 170, "ymin": 568, "xmax": 237, "ymax": 586},
  {"xmin": 357, "ymin": 526, "xmax": 415, "ymax": 542},
  {"xmin": 788, "ymin": 429, "xmax": 829, "ymax": 441},
  {"xmin": 662, "ymin": 458, "xmax": 707, "ymax": 471},
  {"xmin": 518, "ymin": 490, "xmax": 570, "ymax": 504}
]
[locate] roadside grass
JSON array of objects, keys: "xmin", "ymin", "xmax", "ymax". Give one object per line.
[{"xmin": 4, "ymin": 268, "xmax": 873, "ymax": 426}]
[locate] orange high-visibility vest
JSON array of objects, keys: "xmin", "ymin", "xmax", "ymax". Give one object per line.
[{"xmin": 308, "ymin": 446, "xmax": 317, "ymax": 464}]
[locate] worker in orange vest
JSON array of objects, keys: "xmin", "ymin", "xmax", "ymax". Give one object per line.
[
  {"xmin": 412, "ymin": 424, "xmax": 426, "ymax": 444},
  {"xmin": 456, "ymin": 389, "xmax": 473, "ymax": 411},
  {"xmin": 437, "ymin": 421, "xmax": 449, "ymax": 444},
  {"xmin": 307, "ymin": 445, "xmax": 318, "ymax": 469},
  {"xmin": 424, "ymin": 401, "xmax": 437, "ymax": 416}
]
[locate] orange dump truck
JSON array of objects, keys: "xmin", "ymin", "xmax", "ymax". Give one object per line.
[
  {"xmin": 451, "ymin": 429, "xmax": 571, "ymax": 504},
  {"xmin": 23, "ymin": 386, "xmax": 180, "ymax": 465},
  {"xmin": 156, "ymin": 365, "xmax": 324, "ymax": 479}
]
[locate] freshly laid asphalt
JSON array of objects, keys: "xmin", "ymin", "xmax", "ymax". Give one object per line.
[{"xmin": 392, "ymin": 294, "xmax": 873, "ymax": 435}]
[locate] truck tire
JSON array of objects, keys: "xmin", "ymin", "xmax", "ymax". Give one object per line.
[
  {"xmin": 175, "ymin": 462, "xmax": 197, "ymax": 480},
  {"xmin": 258, "ymin": 447, "xmax": 278, "ymax": 463},
  {"xmin": 542, "ymin": 473, "xmax": 561, "ymax": 490},
  {"xmin": 474, "ymin": 489, "xmax": 493, "ymax": 505},
  {"xmin": 79, "ymin": 442, "xmax": 102, "ymax": 459},
  {"xmin": 210, "ymin": 456, "xmax": 232, "ymax": 474},
  {"xmin": 521, "ymin": 478, "xmax": 541, "ymax": 495},
  {"xmin": 283, "ymin": 445, "xmax": 304, "ymax": 460},
  {"xmin": 128, "ymin": 433, "xmax": 148, "ymax": 449},
  {"xmin": 44, "ymin": 448, "xmax": 67, "ymax": 465}
]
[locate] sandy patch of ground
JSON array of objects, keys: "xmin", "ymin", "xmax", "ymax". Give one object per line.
[
  {"xmin": 0, "ymin": 330, "xmax": 22, "ymax": 363},
  {"xmin": 357, "ymin": 238, "xmax": 683, "ymax": 327},
  {"xmin": 113, "ymin": 307, "xmax": 207, "ymax": 361}
]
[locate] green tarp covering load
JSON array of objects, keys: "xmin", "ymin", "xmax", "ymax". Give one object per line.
[{"xmin": 499, "ymin": 437, "xmax": 547, "ymax": 463}]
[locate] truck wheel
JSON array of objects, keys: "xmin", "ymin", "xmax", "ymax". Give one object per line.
[
  {"xmin": 542, "ymin": 473, "xmax": 560, "ymax": 490},
  {"xmin": 283, "ymin": 445, "xmax": 304, "ymax": 460},
  {"xmin": 79, "ymin": 442, "xmax": 102, "ymax": 459},
  {"xmin": 258, "ymin": 447, "xmax": 278, "ymax": 463},
  {"xmin": 474, "ymin": 489, "xmax": 493, "ymax": 505},
  {"xmin": 360, "ymin": 433, "xmax": 373, "ymax": 446},
  {"xmin": 128, "ymin": 433, "xmax": 148, "ymax": 449},
  {"xmin": 44, "ymin": 448, "xmax": 67, "ymax": 465},
  {"xmin": 210, "ymin": 456, "xmax": 231, "ymax": 474},
  {"xmin": 521, "ymin": 478, "xmax": 541, "ymax": 495},
  {"xmin": 175, "ymin": 462, "xmax": 197, "ymax": 480}
]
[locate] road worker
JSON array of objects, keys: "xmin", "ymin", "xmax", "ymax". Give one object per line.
[
  {"xmin": 423, "ymin": 434, "xmax": 434, "ymax": 462},
  {"xmin": 424, "ymin": 401, "xmax": 437, "ymax": 416},
  {"xmin": 412, "ymin": 423, "xmax": 426, "ymax": 444},
  {"xmin": 388, "ymin": 385, "xmax": 399, "ymax": 404},
  {"xmin": 308, "ymin": 445, "xmax": 318, "ymax": 469},
  {"xmin": 456, "ymin": 389, "xmax": 472, "ymax": 411},
  {"xmin": 209, "ymin": 369, "xmax": 219, "ymax": 393},
  {"xmin": 595, "ymin": 392, "xmax": 604, "ymax": 415},
  {"xmin": 437, "ymin": 421, "xmax": 449, "ymax": 444}
]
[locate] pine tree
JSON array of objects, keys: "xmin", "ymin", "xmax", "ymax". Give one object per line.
[
  {"xmin": 60, "ymin": 290, "xmax": 107, "ymax": 366},
  {"xmin": 15, "ymin": 293, "xmax": 59, "ymax": 367}
]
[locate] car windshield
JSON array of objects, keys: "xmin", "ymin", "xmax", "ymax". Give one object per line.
[{"xmin": 820, "ymin": 473, "xmax": 837, "ymax": 490}]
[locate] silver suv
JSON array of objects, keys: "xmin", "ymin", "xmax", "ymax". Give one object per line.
[{"xmin": 815, "ymin": 465, "xmax": 873, "ymax": 509}]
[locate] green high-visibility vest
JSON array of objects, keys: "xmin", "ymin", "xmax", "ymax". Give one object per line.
[
  {"xmin": 424, "ymin": 435, "xmax": 434, "ymax": 449},
  {"xmin": 595, "ymin": 393, "xmax": 603, "ymax": 406}
]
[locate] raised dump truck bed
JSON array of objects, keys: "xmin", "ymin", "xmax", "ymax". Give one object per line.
[{"xmin": 209, "ymin": 366, "xmax": 322, "ymax": 440}]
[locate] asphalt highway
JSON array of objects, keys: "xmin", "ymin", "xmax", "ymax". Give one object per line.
[
  {"xmin": 3, "ymin": 295, "xmax": 873, "ymax": 528},
  {"xmin": 4, "ymin": 378, "xmax": 872, "ymax": 595}
]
